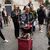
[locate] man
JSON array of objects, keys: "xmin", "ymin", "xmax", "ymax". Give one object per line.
[
  {"xmin": 11, "ymin": 5, "xmax": 21, "ymax": 38},
  {"xmin": 37, "ymin": 5, "xmax": 46, "ymax": 32}
]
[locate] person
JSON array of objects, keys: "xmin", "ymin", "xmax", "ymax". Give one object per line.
[
  {"xmin": 30, "ymin": 7, "xmax": 37, "ymax": 31},
  {"xmin": 23, "ymin": 6, "xmax": 26, "ymax": 13},
  {"xmin": 28, "ymin": 1, "xmax": 33, "ymax": 8},
  {"xmin": 47, "ymin": 21, "xmax": 50, "ymax": 46},
  {"xmin": 21, "ymin": 6, "xmax": 33, "ymax": 23},
  {"xmin": 47, "ymin": 8, "xmax": 50, "ymax": 46},
  {"xmin": 0, "ymin": 16, "xmax": 8, "ymax": 42},
  {"xmin": 37, "ymin": 5, "xmax": 46, "ymax": 32},
  {"xmin": 2, "ymin": 8, "xmax": 8, "ymax": 26},
  {"xmin": 43, "ymin": 6, "xmax": 47, "ymax": 25},
  {"xmin": 47, "ymin": 8, "xmax": 50, "ymax": 24},
  {"xmin": 17, "ymin": 6, "xmax": 21, "ymax": 15},
  {"xmin": 30, "ymin": 6, "xmax": 37, "ymax": 20},
  {"xmin": 23, "ymin": 6, "xmax": 26, "ymax": 11},
  {"xmin": 0, "ymin": 12, "xmax": 3, "ymax": 29},
  {"xmin": 20, "ymin": 6, "xmax": 33, "ymax": 34},
  {"xmin": 11, "ymin": 5, "xmax": 20, "ymax": 38}
]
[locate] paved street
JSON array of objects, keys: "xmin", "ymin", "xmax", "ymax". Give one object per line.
[{"xmin": 0, "ymin": 19, "xmax": 48, "ymax": 50}]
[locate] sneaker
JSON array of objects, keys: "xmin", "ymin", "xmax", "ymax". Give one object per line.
[{"xmin": 4, "ymin": 40, "xmax": 8, "ymax": 43}]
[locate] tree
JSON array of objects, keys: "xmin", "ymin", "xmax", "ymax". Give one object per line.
[{"xmin": 45, "ymin": 0, "xmax": 49, "ymax": 6}]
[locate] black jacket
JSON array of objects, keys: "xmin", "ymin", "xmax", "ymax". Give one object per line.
[{"xmin": 37, "ymin": 8, "xmax": 46, "ymax": 20}]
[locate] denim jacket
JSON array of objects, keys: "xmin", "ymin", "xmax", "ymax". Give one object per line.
[{"xmin": 20, "ymin": 13, "xmax": 33, "ymax": 25}]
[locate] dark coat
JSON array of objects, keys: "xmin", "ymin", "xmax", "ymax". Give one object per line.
[
  {"xmin": 11, "ymin": 10, "xmax": 20, "ymax": 38},
  {"xmin": 37, "ymin": 8, "xmax": 46, "ymax": 24},
  {"xmin": 47, "ymin": 11, "xmax": 50, "ymax": 27},
  {"xmin": 11, "ymin": 11, "xmax": 19, "ymax": 29}
]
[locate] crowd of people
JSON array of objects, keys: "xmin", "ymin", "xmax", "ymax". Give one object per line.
[{"xmin": 0, "ymin": 1, "xmax": 50, "ymax": 45}]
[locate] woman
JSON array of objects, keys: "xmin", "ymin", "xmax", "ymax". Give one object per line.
[
  {"xmin": 2, "ymin": 8, "xmax": 8, "ymax": 26},
  {"xmin": 0, "ymin": 16, "xmax": 8, "ymax": 42},
  {"xmin": 20, "ymin": 6, "xmax": 33, "ymax": 34},
  {"xmin": 11, "ymin": 5, "xmax": 20, "ymax": 38},
  {"xmin": 30, "ymin": 7, "xmax": 37, "ymax": 31}
]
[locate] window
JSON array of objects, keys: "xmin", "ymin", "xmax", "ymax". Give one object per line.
[{"xmin": 5, "ymin": 0, "xmax": 11, "ymax": 4}]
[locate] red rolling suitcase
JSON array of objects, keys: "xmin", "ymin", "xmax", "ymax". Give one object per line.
[{"xmin": 18, "ymin": 38, "xmax": 33, "ymax": 50}]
